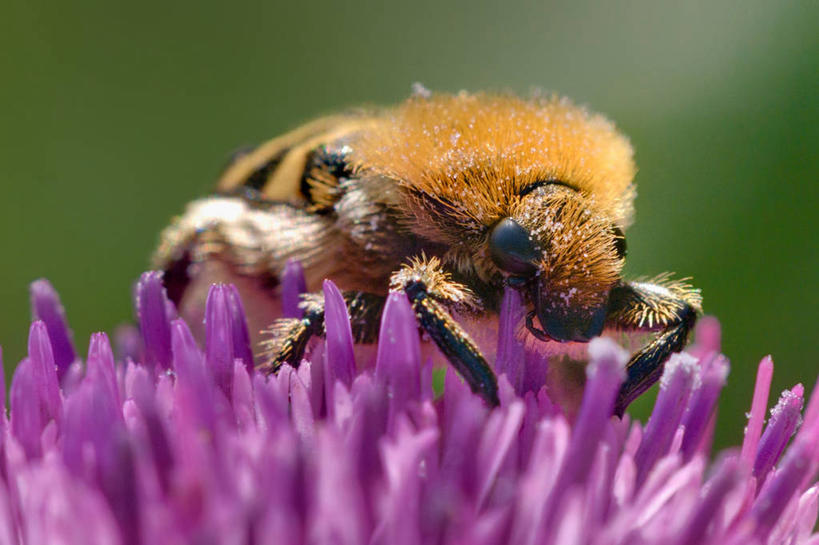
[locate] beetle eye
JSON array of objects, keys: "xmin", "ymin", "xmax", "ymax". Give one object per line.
[
  {"xmin": 611, "ymin": 226, "xmax": 627, "ymax": 259},
  {"xmin": 489, "ymin": 218, "xmax": 540, "ymax": 275}
]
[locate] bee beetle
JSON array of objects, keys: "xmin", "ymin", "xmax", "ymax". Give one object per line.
[{"xmin": 153, "ymin": 91, "xmax": 701, "ymax": 414}]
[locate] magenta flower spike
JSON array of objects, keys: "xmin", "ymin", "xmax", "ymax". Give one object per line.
[
  {"xmin": 136, "ymin": 271, "xmax": 173, "ymax": 370},
  {"xmin": 680, "ymin": 354, "xmax": 729, "ymax": 461},
  {"xmin": 549, "ymin": 338, "xmax": 627, "ymax": 503},
  {"xmin": 204, "ymin": 284, "xmax": 236, "ymax": 398},
  {"xmin": 741, "ymin": 355, "xmax": 775, "ymax": 468},
  {"xmin": 282, "ymin": 258, "xmax": 308, "ymax": 318},
  {"xmin": 9, "ymin": 358, "xmax": 45, "ymax": 459},
  {"xmin": 688, "ymin": 315, "xmax": 722, "ymax": 360},
  {"xmin": 495, "ymin": 287, "xmax": 526, "ymax": 393},
  {"xmin": 171, "ymin": 318, "xmax": 222, "ymax": 434},
  {"xmin": 232, "ymin": 359, "xmax": 255, "ymax": 430},
  {"xmin": 27, "ymin": 320, "xmax": 62, "ymax": 425},
  {"xmin": 750, "ymin": 436, "xmax": 816, "ymax": 541},
  {"xmin": 375, "ymin": 292, "xmax": 422, "ymax": 418},
  {"xmin": 127, "ymin": 364, "xmax": 173, "ymax": 492},
  {"xmin": 4, "ymin": 271, "xmax": 819, "ymax": 544},
  {"xmin": 0, "ymin": 347, "xmax": 5, "ymax": 422},
  {"xmin": 323, "ymin": 280, "xmax": 356, "ymax": 392},
  {"xmin": 113, "ymin": 324, "xmax": 142, "ymax": 364},
  {"xmin": 30, "ymin": 278, "xmax": 77, "ymax": 378},
  {"xmin": 753, "ymin": 385, "xmax": 805, "ymax": 486},
  {"xmin": 225, "ymin": 284, "xmax": 254, "ymax": 370},
  {"xmin": 86, "ymin": 332, "xmax": 121, "ymax": 409},
  {"xmin": 677, "ymin": 454, "xmax": 742, "ymax": 545},
  {"xmin": 634, "ymin": 352, "xmax": 700, "ymax": 485}
]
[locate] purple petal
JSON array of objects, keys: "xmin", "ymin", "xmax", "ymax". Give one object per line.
[
  {"xmin": 497, "ymin": 373, "xmax": 518, "ymax": 407},
  {"xmin": 439, "ymin": 371, "xmax": 486, "ymax": 497},
  {"xmin": 346, "ymin": 374, "xmax": 388, "ymax": 503},
  {"xmin": 740, "ymin": 355, "xmax": 774, "ymax": 469},
  {"xmin": 475, "ymin": 401, "xmax": 524, "ymax": 508},
  {"xmin": 549, "ymin": 338, "xmax": 627, "ymax": 505},
  {"xmin": 0, "ymin": 481, "xmax": 16, "ymax": 544},
  {"xmin": 508, "ymin": 418, "xmax": 570, "ymax": 545},
  {"xmin": 753, "ymin": 385, "xmax": 804, "ymax": 486},
  {"xmin": 128, "ymin": 365, "xmax": 173, "ymax": 493},
  {"xmin": 680, "ymin": 354, "xmax": 729, "ymax": 461},
  {"xmin": 551, "ymin": 489, "xmax": 585, "ymax": 545},
  {"xmin": 232, "ymin": 359, "xmax": 255, "ymax": 430},
  {"xmin": 61, "ymin": 376, "xmax": 123, "ymax": 482},
  {"xmin": 113, "ymin": 324, "xmax": 142, "ymax": 364},
  {"xmin": 634, "ymin": 352, "xmax": 700, "ymax": 485},
  {"xmin": 287, "ymin": 365, "xmax": 315, "ymax": 442},
  {"xmin": 688, "ymin": 315, "xmax": 721, "ymax": 359},
  {"xmin": 10, "ymin": 358, "xmax": 44, "ymax": 458},
  {"xmin": 97, "ymin": 431, "xmax": 141, "ymax": 545},
  {"xmin": 751, "ymin": 436, "xmax": 816, "ymax": 540},
  {"xmin": 29, "ymin": 279, "xmax": 76, "ymax": 378},
  {"xmin": 802, "ymin": 375, "xmax": 819, "ymax": 447},
  {"xmin": 442, "ymin": 365, "xmax": 487, "ymax": 452},
  {"xmin": 27, "ymin": 321, "xmax": 62, "ymax": 424},
  {"xmin": 308, "ymin": 428, "xmax": 368, "ymax": 545},
  {"xmin": 792, "ymin": 486, "xmax": 819, "ymax": 543},
  {"xmin": 374, "ymin": 422, "xmax": 439, "ymax": 545},
  {"xmin": 281, "ymin": 259, "xmax": 307, "ymax": 318},
  {"xmin": 60, "ymin": 361, "xmax": 85, "ymax": 396},
  {"xmin": 0, "ymin": 347, "xmax": 5, "ymax": 416},
  {"xmin": 522, "ymin": 348, "xmax": 549, "ymax": 397},
  {"xmin": 323, "ymin": 280, "xmax": 356, "ymax": 394},
  {"xmin": 677, "ymin": 454, "xmax": 741, "ymax": 545},
  {"xmin": 253, "ymin": 374, "xmax": 289, "ymax": 432},
  {"xmin": 495, "ymin": 287, "xmax": 525, "ymax": 393},
  {"xmin": 170, "ymin": 318, "xmax": 203, "ymax": 382},
  {"xmin": 374, "ymin": 292, "xmax": 422, "ymax": 418},
  {"xmin": 171, "ymin": 318, "xmax": 220, "ymax": 433},
  {"xmin": 226, "ymin": 285, "xmax": 254, "ymax": 370},
  {"xmin": 136, "ymin": 271, "xmax": 173, "ymax": 370},
  {"xmin": 86, "ymin": 332, "xmax": 122, "ymax": 409},
  {"xmin": 18, "ymin": 458, "xmax": 123, "ymax": 544},
  {"xmin": 204, "ymin": 284, "xmax": 235, "ymax": 398}
]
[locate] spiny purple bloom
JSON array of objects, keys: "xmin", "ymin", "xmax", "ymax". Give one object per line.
[{"xmin": 2, "ymin": 274, "xmax": 819, "ymax": 544}]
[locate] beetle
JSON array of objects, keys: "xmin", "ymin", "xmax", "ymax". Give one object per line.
[{"xmin": 153, "ymin": 91, "xmax": 701, "ymax": 414}]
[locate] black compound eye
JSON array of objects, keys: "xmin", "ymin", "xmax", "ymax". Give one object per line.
[
  {"xmin": 489, "ymin": 218, "xmax": 541, "ymax": 275},
  {"xmin": 611, "ymin": 226, "xmax": 627, "ymax": 259}
]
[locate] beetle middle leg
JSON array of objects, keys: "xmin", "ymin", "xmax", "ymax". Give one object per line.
[{"xmin": 605, "ymin": 275, "xmax": 702, "ymax": 415}]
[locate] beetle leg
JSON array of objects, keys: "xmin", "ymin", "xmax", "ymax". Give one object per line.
[
  {"xmin": 389, "ymin": 256, "xmax": 499, "ymax": 406},
  {"xmin": 605, "ymin": 276, "xmax": 702, "ymax": 415},
  {"xmin": 259, "ymin": 291, "xmax": 385, "ymax": 372}
]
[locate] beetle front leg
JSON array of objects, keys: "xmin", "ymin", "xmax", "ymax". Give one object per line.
[
  {"xmin": 390, "ymin": 256, "xmax": 499, "ymax": 407},
  {"xmin": 605, "ymin": 276, "xmax": 702, "ymax": 415}
]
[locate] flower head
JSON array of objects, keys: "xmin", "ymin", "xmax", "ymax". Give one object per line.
[{"xmin": 2, "ymin": 274, "xmax": 818, "ymax": 544}]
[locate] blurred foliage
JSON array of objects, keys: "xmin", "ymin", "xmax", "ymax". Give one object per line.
[{"xmin": 1, "ymin": 0, "xmax": 817, "ymax": 448}]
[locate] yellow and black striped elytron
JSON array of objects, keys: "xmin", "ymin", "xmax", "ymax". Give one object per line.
[{"xmin": 153, "ymin": 91, "xmax": 701, "ymax": 413}]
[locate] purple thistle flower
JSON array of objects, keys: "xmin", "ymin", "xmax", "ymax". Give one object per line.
[{"xmin": 2, "ymin": 273, "xmax": 819, "ymax": 544}]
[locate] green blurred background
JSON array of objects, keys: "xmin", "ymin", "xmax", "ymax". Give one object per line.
[{"xmin": 1, "ymin": 0, "xmax": 817, "ymax": 447}]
